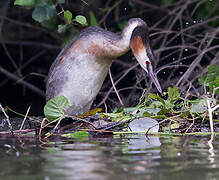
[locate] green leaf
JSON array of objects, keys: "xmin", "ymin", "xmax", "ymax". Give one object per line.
[
  {"xmin": 78, "ymin": 108, "xmax": 102, "ymax": 118},
  {"xmin": 89, "ymin": 11, "xmax": 99, "ymax": 26},
  {"xmin": 198, "ymin": 74, "xmax": 207, "ymax": 85},
  {"xmin": 14, "ymin": 0, "xmax": 35, "ymax": 6},
  {"xmin": 148, "ymin": 93, "xmax": 165, "ymax": 105},
  {"xmin": 150, "ymin": 101, "xmax": 163, "ymax": 108},
  {"xmin": 207, "ymin": 64, "xmax": 219, "ymax": 82},
  {"xmin": 74, "ymin": 15, "xmax": 87, "ymax": 25},
  {"xmin": 44, "ymin": 95, "xmax": 69, "ymax": 121},
  {"xmin": 102, "ymin": 113, "xmax": 122, "ymax": 118},
  {"xmin": 168, "ymin": 86, "xmax": 180, "ymax": 102},
  {"xmin": 57, "ymin": 0, "xmax": 65, "ymax": 3},
  {"xmin": 123, "ymin": 107, "xmax": 139, "ymax": 113},
  {"xmin": 142, "ymin": 108, "xmax": 161, "ymax": 116},
  {"xmin": 209, "ymin": 82, "xmax": 214, "ymax": 93},
  {"xmin": 62, "ymin": 131, "xmax": 89, "ymax": 138},
  {"xmin": 189, "ymin": 99, "xmax": 207, "ymax": 114},
  {"xmin": 32, "ymin": 4, "xmax": 56, "ymax": 23},
  {"xmin": 215, "ymin": 76, "xmax": 219, "ymax": 95},
  {"xmin": 64, "ymin": 10, "xmax": 72, "ymax": 24},
  {"xmin": 57, "ymin": 24, "xmax": 68, "ymax": 33},
  {"xmin": 148, "ymin": 93, "xmax": 159, "ymax": 100},
  {"xmin": 199, "ymin": 64, "xmax": 219, "ymax": 86},
  {"xmin": 164, "ymin": 100, "xmax": 174, "ymax": 109},
  {"xmin": 152, "ymin": 115, "xmax": 167, "ymax": 119}
]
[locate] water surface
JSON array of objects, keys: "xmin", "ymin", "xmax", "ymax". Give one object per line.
[{"xmin": 0, "ymin": 134, "xmax": 219, "ymax": 180}]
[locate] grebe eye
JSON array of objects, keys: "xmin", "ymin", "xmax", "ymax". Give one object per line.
[{"xmin": 145, "ymin": 61, "xmax": 150, "ymax": 64}]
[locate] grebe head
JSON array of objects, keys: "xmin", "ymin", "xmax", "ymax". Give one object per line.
[{"xmin": 127, "ymin": 18, "xmax": 162, "ymax": 93}]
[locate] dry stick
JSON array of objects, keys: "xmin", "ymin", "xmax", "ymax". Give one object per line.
[
  {"xmin": 0, "ymin": 15, "xmax": 24, "ymax": 81},
  {"xmin": 206, "ymin": 99, "xmax": 219, "ymax": 135},
  {"xmin": 97, "ymin": 63, "xmax": 138, "ymax": 107},
  {"xmin": 212, "ymin": 87, "xmax": 219, "ymax": 98},
  {"xmin": 0, "ymin": 50, "xmax": 47, "ymax": 87},
  {"xmin": 0, "ymin": 16, "xmax": 62, "ymax": 41},
  {"xmin": 131, "ymin": 0, "xmax": 182, "ymax": 15},
  {"xmin": 185, "ymin": 120, "xmax": 195, "ymax": 134},
  {"xmin": 156, "ymin": 45, "xmax": 198, "ymax": 53},
  {"xmin": 0, "ymin": 66, "xmax": 45, "ymax": 96},
  {"xmin": 100, "ymin": 64, "xmax": 141, "ymax": 105},
  {"xmin": 158, "ymin": 1, "xmax": 189, "ymax": 59},
  {"xmin": 151, "ymin": 0, "xmax": 197, "ymax": 47},
  {"xmin": 145, "ymin": 119, "xmax": 168, "ymax": 135},
  {"xmin": 101, "ymin": 60, "xmax": 139, "ymax": 89},
  {"xmin": 177, "ymin": 45, "xmax": 219, "ymax": 88},
  {"xmin": 19, "ymin": 106, "xmax": 31, "ymax": 134},
  {"xmin": 99, "ymin": 0, "xmax": 121, "ymax": 25},
  {"xmin": 176, "ymin": 29, "xmax": 219, "ymax": 87},
  {"xmin": 109, "ymin": 69, "xmax": 124, "ymax": 106},
  {"xmin": 189, "ymin": 55, "xmax": 219, "ymax": 89},
  {"xmin": 153, "ymin": 3, "xmax": 215, "ymax": 71},
  {"xmin": 182, "ymin": 16, "xmax": 219, "ymax": 33},
  {"xmin": 208, "ymin": 133, "xmax": 214, "ymax": 154},
  {"xmin": 0, "ymin": 103, "xmax": 13, "ymax": 133},
  {"xmin": 3, "ymin": 40, "xmax": 60, "ymax": 49},
  {"xmin": 183, "ymin": 79, "xmax": 200, "ymax": 96},
  {"xmin": 44, "ymin": 118, "xmax": 63, "ymax": 139},
  {"xmin": 0, "ymin": 128, "xmax": 35, "ymax": 135},
  {"xmin": 169, "ymin": 16, "xmax": 185, "ymax": 83},
  {"xmin": 104, "ymin": 102, "xmax": 108, "ymax": 113},
  {"xmin": 191, "ymin": 0, "xmax": 206, "ymax": 17}
]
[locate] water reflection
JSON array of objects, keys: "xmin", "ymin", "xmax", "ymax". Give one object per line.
[{"xmin": 1, "ymin": 135, "xmax": 219, "ymax": 180}]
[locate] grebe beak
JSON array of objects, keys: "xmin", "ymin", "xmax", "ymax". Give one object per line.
[
  {"xmin": 146, "ymin": 61, "xmax": 162, "ymax": 93},
  {"xmin": 130, "ymin": 36, "xmax": 162, "ymax": 93}
]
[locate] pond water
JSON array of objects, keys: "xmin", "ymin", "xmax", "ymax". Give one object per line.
[{"xmin": 1, "ymin": 134, "xmax": 219, "ymax": 180}]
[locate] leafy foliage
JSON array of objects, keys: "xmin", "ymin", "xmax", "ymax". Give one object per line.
[
  {"xmin": 89, "ymin": 11, "xmax": 99, "ymax": 26},
  {"xmin": 199, "ymin": 64, "xmax": 219, "ymax": 95},
  {"xmin": 168, "ymin": 86, "xmax": 180, "ymax": 103},
  {"xmin": 62, "ymin": 131, "xmax": 89, "ymax": 138},
  {"xmin": 64, "ymin": 10, "xmax": 72, "ymax": 24},
  {"xmin": 74, "ymin": 15, "xmax": 87, "ymax": 25},
  {"xmin": 44, "ymin": 95, "xmax": 68, "ymax": 121},
  {"xmin": 14, "ymin": 0, "xmax": 87, "ymax": 33},
  {"xmin": 14, "ymin": 0, "xmax": 35, "ymax": 6},
  {"xmin": 32, "ymin": 4, "xmax": 56, "ymax": 23}
]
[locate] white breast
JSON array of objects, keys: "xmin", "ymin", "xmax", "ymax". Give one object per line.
[{"xmin": 60, "ymin": 54, "xmax": 112, "ymax": 115}]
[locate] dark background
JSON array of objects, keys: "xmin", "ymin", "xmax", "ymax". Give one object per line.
[{"xmin": 0, "ymin": 0, "xmax": 218, "ymax": 115}]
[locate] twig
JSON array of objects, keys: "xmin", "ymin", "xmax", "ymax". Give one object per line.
[
  {"xmin": 0, "ymin": 103, "xmax": 13, "ymax": 134},
  {"xmin": 0, "ymin": 129, "xmax": 36, "ymax": 135},
  {"xmin": 206, "ymin": 98, "xmax": 219, "ymax": 135},
  {"xmin": 44, "ymin": 117, "xmax": 63, "ymax": 139},
  {"xmin": 99, "ymin": 0, "xmax": 121, "ymax": 25},
  {"xmin": 109, "ymin": 68, "xmax": 124, "ymax": 106},
  {"xmin": 104, "ymin": 102, "xmax": 108, "ymax": 113},
  {"xmin": 39, "ymin": 118, "xmax": 47, "ymax": 140},
  {"xmin": 98, "ymin": 63, "xmax": 138, "ymax": 107},
  {"xmin": 19, "ymin": 106, "xmax": 31, "ymax": 133},
  {"xmin": 145, "ymin": 119, "xmax": 168, "ymax": 135},
  {"xmin": 184, "ymin": 120, "xmax": 194, "ymax": 133},
  {"xmin": 0, "ymin": 66, "xmax": 45, "ymax": 96},
  {"xmin": 208, "ymin": 133, "xmax": 215, "ymax": 157}
]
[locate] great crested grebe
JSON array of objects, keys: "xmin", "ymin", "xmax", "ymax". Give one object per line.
[{"xmin": 46, "ymin": 18, "xmax": 162, "ymax": 115}]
